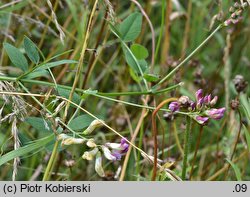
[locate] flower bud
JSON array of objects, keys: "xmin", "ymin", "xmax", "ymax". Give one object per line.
[
  {"xmin": 195, "ymin": 89, "xmax": 203, "ymax": 101},
  {"xmin": 95, "ymin": 151, "xmax": 105, "ymax": 177},
  {"xmin": 204, "ymin": 94, "xmax": 211, "ymax": 105},
  {"xmin": 229, "ymin": 6, "xmax": 235, "ymax": 13},
  {"xmin": 188, "ymin": 101, "xmax": 196, "ymax": 111},
  {"xmin": 224, "ymin": 19, "xmax": 232, "ymax": 26},
  {"xmin": 196, "ymin": 98, "xmax": 204, "ymax": 109},
  {"xmin": 178, "ymin": 96, "xmax": 190, "ymax": 107},
  {"xmin": 231, "ymin": 13, "xmax": 237, "ymax": 18},
  {"xmin": 234, "ymin": 2, "xmax": 240, "ymax": 8},
  {"xmin": 86, "ymin": 138, "xmax": 97, "ymax": 148},
  {"xmin": 83, "ymin": 119, "xmax": 104, "ymax": 135},
  {"xmin": 62, "ymin": 137, "xmax": 85, "ymax": 146},
  {"xmin": 210, "ymin": 96, "xmax": 218, "ymax": 106},
  {"xmin": 82, "ymin": 147, "xmax": 99, "ymax": 160}
]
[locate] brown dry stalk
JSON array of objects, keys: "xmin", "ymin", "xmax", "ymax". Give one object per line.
[
  {"xmin": 151, "ymin": 97, "xmax": 178, "ymax": 181},
  {"xmin": 63, "ymin": 0, "xmax": 99, "ymax": 122},
  {"xmin": 119, "ymin": 107, "xmax": 148, "ymax": 181}
]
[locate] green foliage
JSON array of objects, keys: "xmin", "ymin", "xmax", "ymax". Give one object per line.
[
  {"xmin": 3, "ymin": 43, "xmax": 29, "ymax": 72},
  {"xmin": 143, "ymin": 73, "xmax": 160, "ymax": 82},
  {"xmin": 25, "ymin": 117, "xmax": 52, "ymax": 138},
  {"xmin": 37, "ymin": 60, "xmax": 78, "ymax": 70},
  {"xmin": 26, "ymin": 117, "xmax": 52, "ymax": 132},
  {"xmin": 57, "ymin": 87, "xmax": 81, "ymax": 105},
  {"xmin": 119, "ymin": 12, "xmax": 142, "ymax": 42},
  {"xmin": 23, "ymin": 36, "xmax": 40, "ymax": 64},
  {"xmin": 68, "ymin": 114, "xmax": 94, "ymax": 131},
  {"xmin": 226, "ymin": 159, "xmax": 242, "ymax": 181},
  {"xmin": 130, "ymin": 44, "xmax": 149, "ymax": 60},
  {"xmin": 240, "ymin": 94, "xmax": 250, "ymax": 122},
  {"xmin": 109, "ymin": 14, "xmax": 148, "ymax": 84},
  {"xmin": 24, "ymin": 69, "xmax": 49, "ymax": 79},
  {"xmin": 0, "ymin": 135, "xmax": 54, "ymax": 166},
  {"xmin": 243, "ymin": 125, "xmax": 250, "ymax": 152}
]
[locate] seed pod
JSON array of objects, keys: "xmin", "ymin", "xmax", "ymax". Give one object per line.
[
  {"xmin": 82, "ymin": 147, "xmax": 99, "ymax": 160},
  {"xmin": 233, "ymin": 75, "xmax": 248, "ymax": 93},
  {"xmin": 230, "ymin": 99, "xmax": 240, "ymax": 110}
]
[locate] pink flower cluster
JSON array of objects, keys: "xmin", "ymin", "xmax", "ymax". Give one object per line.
[{"xmin": 169, "ymin": 89, "xmax": 226, "ymax": 125}]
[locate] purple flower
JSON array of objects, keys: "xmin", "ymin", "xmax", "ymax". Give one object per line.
[
  {"xmin": 169, "ymin": 101, "xmax": 180, "ymax": 112},
  {"xmin": 197, "ymin": 98, "xmax": 204, "ymax": 109},
  {"xmin": 204, "ymin": 94, "xmax": 211, "ymax": 105},
  {"xmin": 119, "ymin": 138, "xmax": 129, "ymax": 153},
  {"xmin": 105, "ymin": 138, "xmax": 129, "ymax": 161},
  {"xmin": 111, "ymin": 151, "xmax": 122, "ymax": 160},
  {"xmin": 196, "ymin": 89, "xmax": 203, "ymax": 101},
  {"xmin": 205, "ymin": 108, "xmax": 226, "ymax": 120},
  {"xmin": 210, "ymin": 96, "xmax": 218, "ymax": 106},
  {"xmin": 224, "ymin": 19, "xmax": 232, "ymax": 26},
  {"xmin": 102, "ymin": 146, "xmax": 117, "ymax": 161},
  {"xmin": 189, "ymin": 101, "xmax": 196, "ymax": 111},
  {"xmin": 195, "ymin": 116, "xmax": 209, "ymax": 125}
]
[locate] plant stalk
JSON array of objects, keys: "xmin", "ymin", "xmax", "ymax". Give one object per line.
[{"xmin": 182, "ymin": 116, "xmax": 192, "ymax": 180}]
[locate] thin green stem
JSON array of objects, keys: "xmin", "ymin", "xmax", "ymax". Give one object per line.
[
  {"xmin": 189, "ymin": 126, "xmax": 203, "ymax": 180},
  {"xmin": 0, "ymin": 75, "xmax": 195, "ymax": 116},
  {"xmin": 0, "ymin": 75, "xmax": 181, "ymax": 96},
  {"xmin": 182, "ymin": 116, "xmax": 192, "ymax": 180},
  {"xmin": 224, "ymin": 109, "xmax": 243, "ymax": 179},
  {"xmin": 155, "ymin": 0, "xmax": 165, "ymax": 62},
  {"xmin": 154, "ymin": 24, "xmax": 223, "ymax": 89},
  {"xmin": 42, "ymin": 140, "xmax": 59, "ymax": 181}
]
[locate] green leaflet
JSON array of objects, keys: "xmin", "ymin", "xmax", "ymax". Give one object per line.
[
  {"xmin": 3, "ymin": 43, "xmax": 29, "ymax": 72},
  {"xmin": 119, "ymin": 12, "xmax": 142, "ymax": 42},
  {"xmin": 24, "ymin": 36, "xmax": 40, "ymax": 64},
  {"xmin": 0, "ymin": 135, "xmax": 54, "ymax": 166}
]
